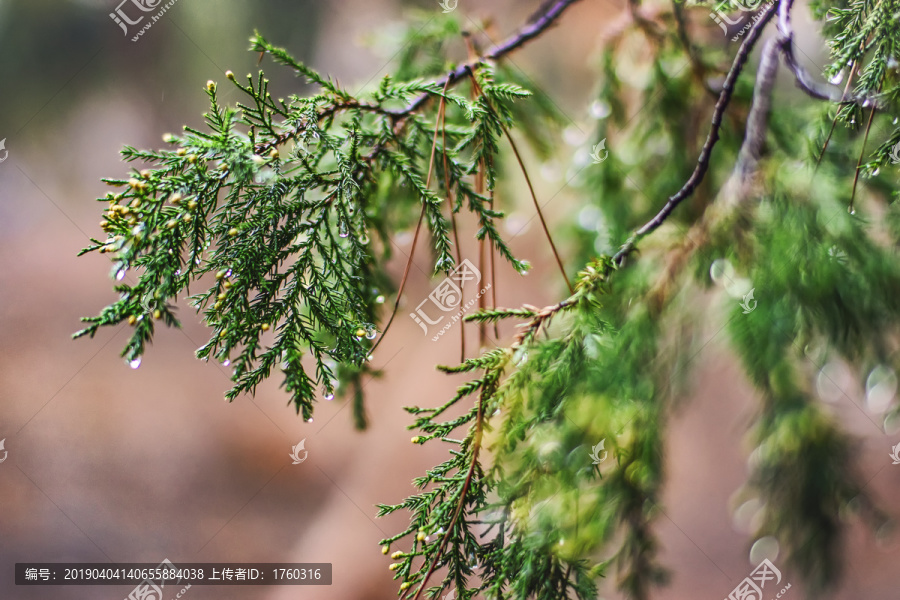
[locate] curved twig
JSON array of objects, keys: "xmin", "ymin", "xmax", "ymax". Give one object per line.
[{"xmin": 613, "ymin": 0, "xmax": 778, "ymax": 266}]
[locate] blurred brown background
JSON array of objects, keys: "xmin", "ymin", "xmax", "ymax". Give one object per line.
[{"xmin": 0, "ymin": 0, "xmax": 897, "ymax": 599}]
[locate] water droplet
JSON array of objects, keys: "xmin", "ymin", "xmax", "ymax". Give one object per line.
[
  {"xmin": 358, "ymin": 233, "xmax": 370, "ymax": 245},
  {"xmin": 307, "ymin": 418, "xmax": 314, "ymax": 423},
  {"xmin": 222, "ymin": 359, "xmax": 231, "ymax": 367},
  {"xmin": 365, "ymin": 328, "xmax": 377, "ymax": 340},
  {"xmin": 577, "ymin": 205, "xmax": 602, "ymax": 231},
  {"xmin": 749, "ymin": 536, "xmax": 779, "ymax": 565},
  {"xmin": 875, "ymin": 520, "xmax": 899, "ymax": 551},
  {"xmin": 829, "ymin": 70, "xmax": 845, "ymax": 85},
  {"xmin": 129, "ymin": 357, "xmax": 142, "ymax": 369},
  {"xmin": 590, "ymin": 100, "xmax": 611, "ymax": 119},
  {"xmin": 872, "ymin": 168, "xmax": 881, "ymax": 176},
  {"xmin": 375, "ymin": 295, "xmax": 385, "ymax": 304},
  {"xmin": 866, "ymin": 365, "xmax": 897, "ymax": 413},
  {"xmin": 884, "ymin": 412, "xmax": 900, "ymax": 435},
  {"xmin": 816, "ymin": 362, "xmax": 847, "ymax": 403},
  {"xmin": 732, "ymin": 498, "xmax": 764, "ymax": 534},
  {"xmin": 709, "ymin": 258, "xmax": 735, "ymax": 285},
  {"xmin": 849, "ymin": 206, "xmax": 856, "ymax": 215},
  {"xmin": 339, "ymin": 223, "xmax": 349, "ymax": 238},
  {"xmin": 517, "ymin": 260, "xmax": 531, "ymax": 275},
  {"xmin": 324, "ymin": 392, "xmax": 334, "ymax": 401},
  {"xmin": 116, "ymin": 268, "xmax": 127, "ymax": 281},
  {"xmin": 562, "ymin": 126, "xmax": 587, "ymax": 146}
]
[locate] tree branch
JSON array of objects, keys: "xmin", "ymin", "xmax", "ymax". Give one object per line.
[
  {"xmin": 392, "ymin": 0, "xmax": 584, "ymax": 117},
  {"xmin": 613, "ymin": 0, "xmax": 778, "ymax": 266},
  {"xmin": 256, "ymin": 0, "xmax": 583, "ymax": 153}
]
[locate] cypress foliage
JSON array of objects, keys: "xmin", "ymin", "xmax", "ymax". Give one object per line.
[{"xmin": 77, "ymin": 0, "xmax": 900, "ymax": 598}]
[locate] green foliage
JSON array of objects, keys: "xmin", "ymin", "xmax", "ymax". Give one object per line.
[{"xmin": 77, "ymin": 2, "xmax": 900, "ymax": 600}]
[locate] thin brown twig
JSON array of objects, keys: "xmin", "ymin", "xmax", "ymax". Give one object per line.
[
  {"xmin": 613, "ymin": 0, "xmax": 778, "ymax": 266},
  {"xmin": 255, "ymin": 0, "xmax": 583, "ymax": 154},
  {"xmin": 370, "ymin": 81, "xmax": 451, "ymax": 354},
  {"xmin": 815, "ymin": 61, "xmax": 859, "ymax": 169},
  {"xmin": 408, "ymin": 377, "xmax": 487, "ymax": 600},
  {"xmin": 466, "ymin": 71, "xmax": 574, "ymax": 294},
  {"xmin": 850, "ymin": 106, "xmax": 877, "ymax": 214},
  {"xmin": 438, "ymin": 100, "xmax": 467, "ymax": 362}
]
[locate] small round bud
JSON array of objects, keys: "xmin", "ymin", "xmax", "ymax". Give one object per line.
[
  {"xmin": 165, "ymin": 220, "xmax": 177, "ymax": 230},
  {"xmin": 388, "ymin": 563, "xmax": 399, "ymax": 571},
  {"xmin": 127, "ymin": 315, "xmax": 137, "ymax": 326},
  {"xmin": 215, "ymin": 270, "xmax": 227, "ymax": 280},
  {"xmin": 163, "ymin": 133, "xmax": 175, "ymax": 143},
  {"xmin": 169, "ymin": 193, "xmax": 182, "ymax": 205},
  {"xmin": 225, "ymin": 70, "xmax": 235, "ymax": 81},
  {"xmin": 381, "ymin": 546, "xmax": 389, "ymax": 555},
  {"xmin": 228, "ymin": 227, "xmax": 239, "ymax": 237},
  {"xmin": 187, "ymin": 200, "xmax": 198, "ymax": 210},
  {"xmin": 217, "ymin": 292, "xmax": 227, "ymax": 301},
  {"xmin": 411, "ymin": 436, "xmax": 421, "ymax": 444},
  {"xmin": 187, "ymin": 154, "xmax": 197, "ymax": 164},
  {"xmin": 399, "ymin": 582, "xmax": 410, "ymax": 590},
  {"xmin": 223, "ymin": 281, "xmax": 232, "ymax": 289},
  {"xmin": 153, "ymin": 309, "xmax": 162, "ymax": 320},
  {"xmin": 182, "ymin": 214, "xmax": 193, "ymax": 223},
  {"xmin": 219, "ymin": 329, "xmax": 227, "ymax": 338},
  {"xmin": 130, "ymin": 199, "xmax": 141, "ymax": 208},
  {"xmin": 355, "ymin": 328, "xmax": 366, "ymax": 338},
  {"xmin": 416, "ymin": 531, "xmax": 425, "ymax": 542},
  {"xmin": 214, "ymin": 301, "xmax": 223, "ymax": 310},
  {"xmin": 140, "ymin": 169, "xmax": 151, "ymax": 179},
  {"xmin": 261, "ymin": 323, "xmax": 270, "ymax": 331},
  {"xmin": 128, "ymin": 179, "xmax": 141, "ymax": 189},
  {"xmin": 269, "ymin": 148, "xmax": 279, "ymax": 160},
  {"xmin": 391, "ymin": 551, "xmax": 403, "ymax": 559},
  {"xmin": 176, "ymin": 148, "xmax": 187, "ymax": 157},
  {"xmin": 206, "ymin": 80, "xmax": 216, "ymax": 91}
]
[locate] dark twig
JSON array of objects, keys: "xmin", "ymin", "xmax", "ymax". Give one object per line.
[
  {"xmin": 612, "ymin": 1, "xmax": 778, "ymax": 266},
  {"xmin": 396, "ymin": 0, "xmax": 583, "ymax": 117},
  {"xmin": 255, "ymin": 0, "xmax": 583, "ymax": 154}
]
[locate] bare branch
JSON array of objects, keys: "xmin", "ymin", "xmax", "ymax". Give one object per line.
[{"xmin": 613, "ymin": 1, "xmax": 778, "ymax": 266}]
